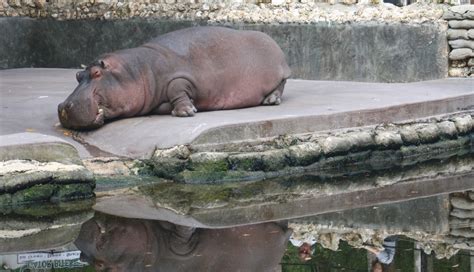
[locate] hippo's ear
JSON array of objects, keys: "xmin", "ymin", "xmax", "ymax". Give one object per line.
[
  {"xmin": 76, "ymin": 71, "xmax": 87, "ymax": 83},
  {"xmin": 90, "ymin": 66, "xmax": 102, "ymax": 80}
]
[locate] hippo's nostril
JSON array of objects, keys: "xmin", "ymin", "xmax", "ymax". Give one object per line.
[{"xmin": 67, "ymin": 102, "xmax": 74, "ymax": 109}]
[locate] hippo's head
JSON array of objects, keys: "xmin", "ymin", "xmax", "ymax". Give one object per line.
[{"xmin": 58, "ymin": 56, "xmax": 144, "ymax": 130}]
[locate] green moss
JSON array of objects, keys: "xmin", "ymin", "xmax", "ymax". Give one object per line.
[
  {"xmin": 11, "ymin": 199, "xmax": 95, "ymax": 218},
  {"xmin": 228, "ymin": 153, "xmax": 265, "ymax": 171},
  {"xmin": 52, "ymin": 183, "xmax": 94, "ymax": 202},
  {"xmin": 177, "ymin": 169, "xmax": 267, "ymax": 184},
  {"xmin": 138, "ymin": 179, "xmax": 274, "ymax": 213},
  {"xmin": 132, "ymin": 160, "xmax": 155, "ymax": 176},
  {"xmin": 11, "ymin": 184, "xmax": 57, "ymax": 205},
  {"xmin": 191, "ymin": 159, "xmax": 229, "ymax": 173},
  {"xmin": 152, "ymin": 158, "xmax": 188, "ymax": 179},
  {"xmin": 0, "ymin": 193, "xmax": 12, "ymax": 207}
]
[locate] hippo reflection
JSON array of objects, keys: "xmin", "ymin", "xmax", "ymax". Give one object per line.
[
  {"xmin": 58, "ymin": 26, "xmax": 291, "ymax": 130},
  {"xmin": 75, "ymin": 213, "xmax": 291, "ymax": 271}
]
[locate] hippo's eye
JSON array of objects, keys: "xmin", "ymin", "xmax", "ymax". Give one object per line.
[{"xmin": 100, "ymin": 60, "xmax": 106, "ymax": 69}]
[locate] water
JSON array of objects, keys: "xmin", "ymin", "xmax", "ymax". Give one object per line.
[{"xmin": 1, "ymin": 154, "xmax": 473, "ymax": 271}]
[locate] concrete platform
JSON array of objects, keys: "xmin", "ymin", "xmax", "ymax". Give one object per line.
[{"xmin": 1, "ymin": 68, "xmax": 473, "ymax": 159}]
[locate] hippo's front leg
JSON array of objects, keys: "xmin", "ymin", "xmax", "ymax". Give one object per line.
[{"xmin": 166, "ymin": 78, "xmax": 198, "ymax": 117}]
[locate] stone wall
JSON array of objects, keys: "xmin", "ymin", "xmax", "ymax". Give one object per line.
[
  {"xmin": 149, "ymin": 112, "xmax": 473, "ymax": 183},
  {"xmin": 444, "ymin": 5, "xmax": 474, "ymax": 77},
  {"xmin": 446, "ymin": 191, "xmax": 474, "ymax": 252},
  {"xmin": 0, "ymin": 17, "xmax": 449, "ymax": 82}
]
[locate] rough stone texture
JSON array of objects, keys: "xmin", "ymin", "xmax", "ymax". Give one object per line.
[
  {"xmin": 374, "ymin": 129, "xmax": 403, "ymax": 148},
  {"xmin": 468, "ymin": 58, "xmax": 474, "ymax": 66},
  {"xmin": 321, "ymin": 136, "xmax": 353, "ymax": 155},
  {"xmin": 437, "ymin": 121, "xmax": 458, "ymax": 139},
  {"xmin": 453, "ymin": 115, "xmax": 473, "ymax": 134},
  {"xmin": 449, "ymin": 67, "xmax": 470, "ymax": 77},
  {"xmin": 451, "ymin": 59, "xmax": 467, "ymax": 68},
  {"xmin": 400, "ymin": 125, "xmax": 421, "ymax": 144},
  {"xmin": 449, "ymin": 5, "xmax": 474, "ymax": 20},
  {"xmin": 0, "ymin": 1, "xmax": 446, "ymax": 23},
  {"xmin": 287, "ymin": 142, "xmax": 322, "ymax": 166},
  {"xmin": 445, "ymin": 6, "xmax": 474, "ymax": 78},
  {"xmin": 0, "ymin": 133, "xmax": 95, "ymax": 204},
  {"xmin": 449, "ymin": 20, "xmax": 474, "ymax": 29},
  {"xmin": 228, "ymin": 153, "xmax": 264, "ymax": 172},
  {"xmin": 451, "ymin": 196, "xmax": 474, "ymax": 210},
  {"xmin": 0, "ymin": 17, "xmax": 449, "ymax": 83},
  {"xmin": 449, "ymin": 48, "xmax": 474, "ymax": 60},
  {"xmin": 448, "ymin": 29, "xmax": 468, "ymax": 40},
  {"xmin": 147, "ymin": 112, "xmax": 473, "ymax": 183},
  {"xmin": 449, "ymin": 39, "xmax": 474, "ymax": 50},
  {"xmin": 451, "ymin": 208, "xmax": 474, "ymax": 219}
]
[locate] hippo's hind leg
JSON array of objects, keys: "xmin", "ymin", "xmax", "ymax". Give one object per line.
[
  {"xmin": 262, "ymin": 79, "xmax": 286, "ymax": 106},
  {"xmin": 167, "ymin": 78, "xmax": 197, "ymax": 117}
]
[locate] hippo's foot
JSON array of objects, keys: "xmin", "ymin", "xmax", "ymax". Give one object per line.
[
  {"xmin": 172, "ymin": 104, "xmax": 197, "ymax": 117},
  {"xmin": 262, "ymin": 79, "xmax": 286, "ymax": 106},
  {"xmin": 262, "ymin": 91, "xmax": 282, "ymax": 105}
]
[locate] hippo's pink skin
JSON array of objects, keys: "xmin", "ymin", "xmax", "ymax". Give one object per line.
[{"xmin": 58, "ymin": 26, "xmax": 291, "ymax": 130}]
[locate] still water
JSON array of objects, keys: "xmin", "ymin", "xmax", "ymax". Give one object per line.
[{"xmin": 1, "ymin": 154, "xmax": 473, "ymax": 272}]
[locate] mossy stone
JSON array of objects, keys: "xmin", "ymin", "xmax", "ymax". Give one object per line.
[
  {"xmin": 152, "ymin": 158, "xmax": 188, "ymax": 179},
  {"xmin": 11, "ymin": 184, "xmax": 57, "ymax": 204},
  {"xmin": 288, "ymin": 142, "xmax": 322, "ymax": 166},
  {"xmin": 228, "ymin": 153, "xmax": 264, "ymax": 171},
  {"xmin": 0, "ymin": 194, "xmax": 12, "ymax": 207},
  {"xmin": 369, "ymin": 150, "xmax": 402, "ymax": 170},
  {"xmin": 52, "ymin": 183, "xmax": 94, "ymax": 202},
  {"xmin": 188, "ymin": 152, "xmax": 229, "ymax": 172},
  {"xmin": 261, "ymin": 149, "xmax": 289, "ymax": 171}
]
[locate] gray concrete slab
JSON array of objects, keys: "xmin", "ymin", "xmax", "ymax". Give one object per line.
[{"xmin": 1, "ymin": 68, "xmax": 473, "ymax": 159}]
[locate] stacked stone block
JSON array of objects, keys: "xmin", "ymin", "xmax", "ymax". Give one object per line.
[
  {"xmin": 447, "ymin": 191, "xmax": 474, "ymax": 251},
  {"xmin": 444, "ymin": 5, "xmax": 474, "ymax": 77}
]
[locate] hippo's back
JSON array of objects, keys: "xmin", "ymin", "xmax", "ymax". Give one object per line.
[{"xmin": 149, "ymin": 27, "xmax": 291, "ymax": 110}]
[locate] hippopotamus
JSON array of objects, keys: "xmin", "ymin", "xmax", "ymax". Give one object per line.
[
  {"xmin": 75, "ymin": 213, "xmax": 291, "ymax": 271},
  {"xmin": 58, "ymin": 26, "xmax": 291, "ymax": 130}
]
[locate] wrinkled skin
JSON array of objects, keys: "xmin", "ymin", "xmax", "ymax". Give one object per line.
[
  {"xmin": 75, "ymin": 214, "xmax": 291, "ymax": 272},
  {"xmin": 58, "ymin": 26, "xmax": 291, "ymax": 130}
]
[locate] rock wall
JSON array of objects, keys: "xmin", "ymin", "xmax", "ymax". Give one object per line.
[
  {"xmin": 444, "ymin": 5, "xmax": 474, "ymax": 77},
  {"xmin": 447, "ymin": 191, "xmax": 474, "ymax": 251}
]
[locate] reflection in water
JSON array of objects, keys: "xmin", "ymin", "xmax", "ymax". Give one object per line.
[
  {"xmin": 1, "ymin": 154, "xmax": 473, "ymax": 271},
  {"xmin": 75, "ymin": 213, "xmax": 291, "ymax": 271}
]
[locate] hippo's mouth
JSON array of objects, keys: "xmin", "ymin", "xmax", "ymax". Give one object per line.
[{"xmin": 93, "ymin": 107, "xmax": 105, "ymax": 126}]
